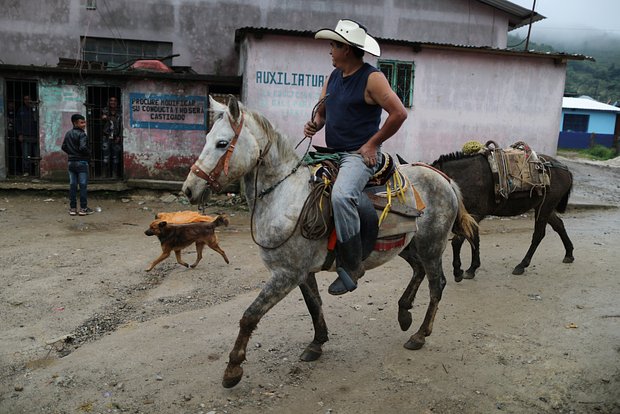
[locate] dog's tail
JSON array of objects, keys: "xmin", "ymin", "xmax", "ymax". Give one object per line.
[{"xmin": 212, "ymin": 215, "xmax": 229, "ymax": 228}]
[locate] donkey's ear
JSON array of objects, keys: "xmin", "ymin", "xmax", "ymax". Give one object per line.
[{"xmin": 227, "ymin": 94, "xmax": 240, "ymax": 122}]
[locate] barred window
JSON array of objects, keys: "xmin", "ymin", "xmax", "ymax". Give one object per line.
[
  {"xmin": 378, "ymin": 60, "xmax": 414, "ymax": 107},
  {"xmin": 81, "ymin": 37, "xmax": 173, "ymax": 67},
  {"xmin": 562, "ymin": 114, "xmax": 589, "ymax": 132}
]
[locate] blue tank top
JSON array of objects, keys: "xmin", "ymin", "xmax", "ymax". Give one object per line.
[{"xmin": 325, "ymin": 63, "xmax": 382, "ymax": 151}]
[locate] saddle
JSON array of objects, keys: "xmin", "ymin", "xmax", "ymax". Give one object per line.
[
  {"xmin": 303, "ymin": 148, "xmax": 425, "ymax": 266},
  {"xmin": 484, "ymin": 140, "xmax": 551, "ymax": 202}
]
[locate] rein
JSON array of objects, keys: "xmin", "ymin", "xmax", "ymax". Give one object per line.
[
  {"xmin": 255, "ymin": 94, "xmax": 329, "ymax": 200},
  {"xmin": 192, "ymin": 96, "xmax": 327, "ymax": 250},
  {"xmin": 248, "ymin": 95, "xmax": 328, "ymax": 249},
  {"xmin": 249, "ymin": 136, "xmax": 312, "ymax": 250}
]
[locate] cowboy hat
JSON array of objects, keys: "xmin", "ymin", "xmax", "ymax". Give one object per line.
[{"xmin": 315, "ymin": 19, "xmax": 381, "ymax": 57}]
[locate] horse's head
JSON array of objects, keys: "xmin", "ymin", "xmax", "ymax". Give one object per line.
[{"xmin": 182, "ymin": 95, "xmax": 261, "ymax": 204}]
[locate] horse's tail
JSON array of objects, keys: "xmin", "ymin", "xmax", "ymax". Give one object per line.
[{"xmin": 450, "ymin": 181, "xmax": 478, "ymax": 243}]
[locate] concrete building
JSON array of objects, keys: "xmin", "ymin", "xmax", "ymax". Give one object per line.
[
  {"xmin": 559, "ymin": 96, "xmax": 620, "ymax": 149},
  {"xmin": 0, "ymin": 0, "xmax": 588, "ymax": 181}
]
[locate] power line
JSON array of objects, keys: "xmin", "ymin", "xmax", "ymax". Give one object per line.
[{"xmin": 97, "ymin": 0, "xmax": 126, "ymax": 53}]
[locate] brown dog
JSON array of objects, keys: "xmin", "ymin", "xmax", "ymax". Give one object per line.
[{"xmin": 144, "ymin": 215, "xmax": 230, "ymax": 272}]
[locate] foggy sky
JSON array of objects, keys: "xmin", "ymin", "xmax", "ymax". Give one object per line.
[{"xmin": 510, "ymin": 0, "xmax": 620, "ymax": 40}]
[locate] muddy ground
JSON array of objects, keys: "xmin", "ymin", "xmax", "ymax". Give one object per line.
[{"xmin": 0, "ymin": 157, "xmax": 619, "ymax": 414}]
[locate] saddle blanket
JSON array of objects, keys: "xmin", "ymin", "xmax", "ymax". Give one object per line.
[{"xmin": 154, "ymin": 211, "xmax": 215, "ymax": 224}]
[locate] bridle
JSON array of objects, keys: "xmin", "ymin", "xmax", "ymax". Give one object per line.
[
  {"xmin": 190, "ymin": 112, "xmax": 245, "ymax": 193},
  {"xmin": 188, "ymin": 97, "xmax": 325, "ymax": 250}
]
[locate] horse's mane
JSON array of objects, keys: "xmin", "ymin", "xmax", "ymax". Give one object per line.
[
  {"xmin": 431, "ymin": 151, "xmax": 482, "ymax": 166},
  {"xmin": 248, "ymin": 110, "xmax": 300, "ymax": 162}
]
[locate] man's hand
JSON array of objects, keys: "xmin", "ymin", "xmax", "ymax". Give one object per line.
[
  {"xmin": 304, "ymin": 121, "xmax": 319, "ymax": 138},
  {"xmin": 358, "ymin": 142, "xmax": 379, "ymax": 167}
]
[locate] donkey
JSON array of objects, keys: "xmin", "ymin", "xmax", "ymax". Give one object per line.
[
  {"xmin": 431, "ymin": 151, "xmax": 574, "ymax": 278},
  {"xmin": 182, "ymin": 96, "xmax": 476, "ymax": 388}
]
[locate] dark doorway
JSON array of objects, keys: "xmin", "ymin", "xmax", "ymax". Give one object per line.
[
  {"xmin": 86, "ymin": 86, "xmax": 123, "ymax": 180},
  {"xmin": 5, "ymin": 80, "xmax": 39, "ymax": 177}
]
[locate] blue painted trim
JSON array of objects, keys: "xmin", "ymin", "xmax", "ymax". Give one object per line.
[{"xmin": 558, "ymin": 131, "xmax": 614, "ymax": 149}]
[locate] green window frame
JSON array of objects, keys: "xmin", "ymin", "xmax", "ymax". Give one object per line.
[{"xmin": 378, "ymin": 60, "xmax": 415, "ymax": 108}]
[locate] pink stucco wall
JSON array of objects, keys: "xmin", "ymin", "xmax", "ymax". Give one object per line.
[
  {"xmin": 241, "ymin": 34, "xmax": 566, "ymax": 163},
  {"xmin": 241, "ymin": 35, "xmax": 332, "ymax": 149}
]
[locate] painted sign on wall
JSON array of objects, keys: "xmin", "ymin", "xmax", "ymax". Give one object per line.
[
  {"xmin": 253, "ymin": 70, "xmax": 326, "ymax": 120},
  {"xmin": 129, "ymin": 93, "xmax": 206, "ymax": 130}
]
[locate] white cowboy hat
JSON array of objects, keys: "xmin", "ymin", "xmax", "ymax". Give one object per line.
[{"xmin": 315, "ymin": 19, "xmax": 381, "ymax": 57}]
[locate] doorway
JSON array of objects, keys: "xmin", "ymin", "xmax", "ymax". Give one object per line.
[
  {"xmin": 4, "ymin": 80, "xmax": 39, "ymax": 177},
  {"xmin": 86, "ymin": 86, "xmax": 123, "ymax": 180}
]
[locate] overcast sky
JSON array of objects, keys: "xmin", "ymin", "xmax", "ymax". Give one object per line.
[{"xmin": 510, "ymin": 0, "xmax": 620, "ymax": 38}]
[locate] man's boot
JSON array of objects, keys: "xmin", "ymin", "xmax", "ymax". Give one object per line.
[{"xmin": 328, "ymin": 234, "xmax": 365, "ymax": 296}]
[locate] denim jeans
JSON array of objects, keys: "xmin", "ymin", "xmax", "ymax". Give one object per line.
[
  {"xmin": 331, "ymin": 151, "xmax": 382, "ymax": 243},
  {"xmin": 68, "ymin": 160, "xmax": 89, "ymax": 209},
  {"xmin": 102, "ymin": 138, "xmax": 122, "ymax": 173}
]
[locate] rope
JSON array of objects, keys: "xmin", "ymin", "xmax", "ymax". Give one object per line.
[
  {"xmin": 299, "ymin": 162, "xmax": 338, "ymax": 240},
  {"xmin": 378, "ymin": 170, "xmax": 408, "ymax": 227}
]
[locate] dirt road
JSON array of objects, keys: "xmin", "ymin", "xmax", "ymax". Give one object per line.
[{"xmin": 1, "ymin": 158, "xmax": 619, "ymax": 414}]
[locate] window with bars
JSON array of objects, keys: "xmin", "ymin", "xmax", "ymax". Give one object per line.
[
  {"xmin": 81, "ymin": 37, "xmax": 173, "ymax": 67},
  {"xmin": 562, "ymin": 114, "xmax": 589, "ymax": 132},
  {"xmin": 378, "ymin": 60, "xmax": 414, "ymax": 107}
]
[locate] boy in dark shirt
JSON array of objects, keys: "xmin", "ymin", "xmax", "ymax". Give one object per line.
[{"xmin": 61, "ymin": 114, "xmax": 93, "ymax": 216}]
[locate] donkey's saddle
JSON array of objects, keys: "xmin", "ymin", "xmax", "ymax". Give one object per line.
[{"xmin": 484, "ymin": 141, "xmax": 550, "ymax": 202}]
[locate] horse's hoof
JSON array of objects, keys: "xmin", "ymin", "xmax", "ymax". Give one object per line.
[
  {"xmin": 300, "ymin": 345, "xmax": 322, "ymax": 362},
  {"xmin": 404, "ymin": 333, "xmax": 425, "ymax": 350},
  {"xmin": 563, "ymin": 256, "xmax": 574, "ymax": 264},
  {"xmin": 464, "ymin": 270, "xmax": 476, "ymax": 279},
  {"xmin": 398, "ymin": 309, "xmax": 413, "ymax": 331},
  {"xmin": 222, "ymin": 366, "xmax": 243, "ymax": 388},
  {"xmin": 512, "ymin": 266, "xmax": 525, "ymax": 275},
  {"xmin": 454, "ymin": 270, "xmax": 464, "ymax": 283}
]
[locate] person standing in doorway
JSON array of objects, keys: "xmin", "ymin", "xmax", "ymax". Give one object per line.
[
  {"xmin": 303, "ymin": 19, "xmax": 408, "ymax": 295},
  {"xmin": 15, "ymin": 95, "xmax": 39, "ymax": 176},
  {"xmin": 62, "ymin": 114, "xmax": 94, "ymax": 216},
  {"xmin": 101, "ymin": 96, "xmax": 123, "ymax": 178}
]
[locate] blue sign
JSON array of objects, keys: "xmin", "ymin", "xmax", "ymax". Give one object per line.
[{"xmin": 129, "ymin": 93, "xmax": 207, "ymax": 130}]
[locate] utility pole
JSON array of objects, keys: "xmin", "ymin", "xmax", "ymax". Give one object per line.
[{"xmin": 524, "ymin": 0, "xmax": 537, "ymax": 51}]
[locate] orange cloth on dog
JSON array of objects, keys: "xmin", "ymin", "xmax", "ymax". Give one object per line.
[{"xmin": 154, "ymin": 211, "xmax": 215, "ymax": 224}]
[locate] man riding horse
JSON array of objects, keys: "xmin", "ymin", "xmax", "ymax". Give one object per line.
[{"xmin": 304, "ymin": 19, "xmax": 408, "ymax": 295}]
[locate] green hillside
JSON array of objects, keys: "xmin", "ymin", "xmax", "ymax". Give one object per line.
[{"xmin": 508, "ymin": 34, "xmax": 620, "ymax": 105}]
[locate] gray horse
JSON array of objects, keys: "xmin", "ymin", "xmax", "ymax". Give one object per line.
[{"xmin": 182, "ymin": 96, "xmax": 476, "ymax": 388}]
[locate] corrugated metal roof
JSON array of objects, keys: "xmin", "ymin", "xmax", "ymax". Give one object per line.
[
  {"xmin": 563, "ymin": 97, "xmax": 620, "ymax": 113},
  {"xmin": 235, "ymin": 28, "xmax": 593, "ymax": 62},
  {"xmin": 0, "ymin": 63, "xmax": 242, "ymax": 85},
  {"xmin": 476, "ymin": 0, "xmax": 545, "ymax": 29}
]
